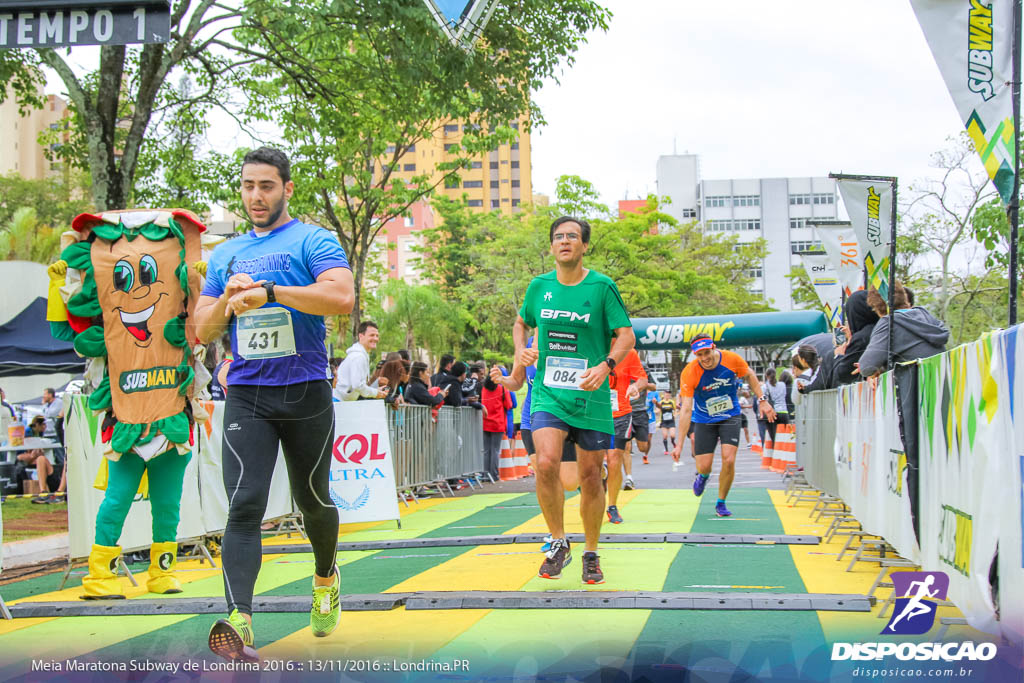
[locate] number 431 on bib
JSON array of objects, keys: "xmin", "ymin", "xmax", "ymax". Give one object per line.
[{"xmin": 236, "ymin": 308, "xmax": 297, "ymax": 360}]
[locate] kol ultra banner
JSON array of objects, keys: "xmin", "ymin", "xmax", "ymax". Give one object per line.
[{"xmin": 911, "ymin": 0, "xmax": 1017, "ymax": 203}]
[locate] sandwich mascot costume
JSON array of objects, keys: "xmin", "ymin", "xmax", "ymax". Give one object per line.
[{"xmin": 47, "ymin": 209, "xmax": 208, "ymax": 599}]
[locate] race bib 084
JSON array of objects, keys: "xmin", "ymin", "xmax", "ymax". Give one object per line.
[
  {"xmin": 543, "ymin": 356, "xmax": 587, "ymax": 391},
  {"xmin": 237, "ymin": 308, "xmax": 297, "ymax": 360}
]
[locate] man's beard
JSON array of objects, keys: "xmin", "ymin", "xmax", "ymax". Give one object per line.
[{"xmin": 249, "ymin": 197, "xmax": 285, "ymax": 228}]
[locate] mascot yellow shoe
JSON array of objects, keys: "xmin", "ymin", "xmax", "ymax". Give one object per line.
[
  {"xmin": 147, "ymin": 542, "xmax": 183, "ymax": 594},
  {"xmin": 81, "ymin": 544, "xmax": 126, "ymax": 600}
]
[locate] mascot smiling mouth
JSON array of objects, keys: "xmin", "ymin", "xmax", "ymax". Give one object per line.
[{"xmin": 119, "ymin": 304, "xmax": 155, "ymax": 341}]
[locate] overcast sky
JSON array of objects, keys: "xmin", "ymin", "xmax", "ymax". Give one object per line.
[{"xmin": 530, "ymin": 0, "xmax": 973, "ymax": 210}]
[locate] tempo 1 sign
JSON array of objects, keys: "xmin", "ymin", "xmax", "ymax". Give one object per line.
[{"xmin": 0, "ymin": 1, "xmax": 170, "ymax": 48}]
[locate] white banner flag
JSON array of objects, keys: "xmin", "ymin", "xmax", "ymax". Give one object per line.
[
  {"xmin": 911, "ymin": 0, "xmax": 1017, "ymax": 203},
  {"xmin": 810, "ymin": 220, "xmax": 863, "ymax": 296},
  {"xmin": 798, "ymin": 253, "xmax": 842, "ymax": 328},
  {"xmin": 836, "ymin": 178, "xmax": 894, "ymax": 300}
]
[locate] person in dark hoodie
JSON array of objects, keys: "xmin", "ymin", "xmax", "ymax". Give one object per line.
[
  {"xmin": 435, "ymin": 361, "xmax": 466, "ymax": 408},
  {"xmin": 856, "ymin": 283, "xmax": 949, "ymax": 378},
  {"xmin": 831, "ymin": 290, "xmax": 880, "ymax": 386}
]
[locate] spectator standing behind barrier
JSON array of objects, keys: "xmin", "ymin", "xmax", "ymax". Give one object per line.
[
  {"xmin": 335, "ymin": 321, "xmax": 389, "ymax": 401},
  {"xmin": 405, "ymin": 362, "xmax": 447, "ymax": 407},
  {"xmin": 435, "ymin": 361, "xmax": 467, "ymax": 408},
  {"xmin": 481, "ymin": 370, "xmax": 514, "ymax": 480},
  {"xmin": 759, "ymin": 368, "xmax": 790, "ymax": 450},
  {"xmin": 790, "ymin": 345, "xmax": 818, "ymax": 407},
  {"xmin": 856, "ymin": 283, "xmax": 950, "ymax": 378},
  {"xmin": 831, "ymin": 290, "xmax": 880, "ymax": 386},
  {"xmin": 795, "ymin": 333, "xmax": 834, "ymax": 393},
  {"xmin": 378, "ymin": 358, "xmax": 409, "ymax": 406},
  {"xmin": 431, "ymin": 354, "xmax": 455, "ymax": 387}
]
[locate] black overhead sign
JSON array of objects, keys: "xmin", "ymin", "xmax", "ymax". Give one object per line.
[{"xmin": 0, "ymin": 0, "xmax": 170, "ymax": 48}]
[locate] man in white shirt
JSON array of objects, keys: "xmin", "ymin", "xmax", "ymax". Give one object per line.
[
  {"xmin": 41, "ymin": 388, "xmax": 63, "ymax": 441},
  {"xmin": 335, "ymin": 321, "xmax": 388, "ymax": 401}
]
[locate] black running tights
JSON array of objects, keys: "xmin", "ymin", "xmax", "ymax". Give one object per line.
[{"xmin": 220, "ymin": 380, "xmax": 339, "ymax": 615}]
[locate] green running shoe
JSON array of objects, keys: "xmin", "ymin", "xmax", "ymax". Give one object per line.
[
  {"xmin": 311, "ymin": 566, "xmax": 341, "ymax": 637},
  {"xmin": 208, "ymin": 609, "xmax": 258, "ymax": 662}
]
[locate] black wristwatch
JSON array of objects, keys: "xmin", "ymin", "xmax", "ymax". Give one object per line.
[
  {"xmin": 262, "ymin": 280, "xmax": 277, "ymax": 303},
  {"xmin": 604, "ymin": 356, "xmax": 616, "ymax": 371}
]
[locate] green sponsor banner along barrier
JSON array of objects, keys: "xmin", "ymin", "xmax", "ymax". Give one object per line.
[{"xmin": 634, "ymin": 311, "xmax": 829, "ymax": 350}]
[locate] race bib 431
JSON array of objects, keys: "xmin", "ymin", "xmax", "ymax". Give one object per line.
[{"xmin": 237, "ymin": 308, "xmax": 297, "ymax": 360}]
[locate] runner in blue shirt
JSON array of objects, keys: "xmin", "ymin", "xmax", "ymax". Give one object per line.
[{"xmin": 195, "ymin": 148, "xmax": 354, "ymax": 659}]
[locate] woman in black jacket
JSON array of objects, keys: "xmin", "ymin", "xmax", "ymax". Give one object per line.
[
  {"xmin": 405, "ymin": 362, "xmax": 447, "ymax": 407},
  {"xmin": 831, "ymin": 290, "xmax": 880, "ymax": 386}
]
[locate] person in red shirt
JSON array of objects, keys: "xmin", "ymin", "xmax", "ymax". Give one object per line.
[
  {"xmin": 481, "ymin": 372, "xmax": 514, "ymax": 481},
  {"xmin": 606, "ymin": 348, "xmax": 650, "ymax": 524}
]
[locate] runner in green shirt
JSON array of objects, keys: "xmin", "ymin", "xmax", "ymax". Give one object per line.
[{"xmin": 512, "ymin": 216, "xmax": 635, "ymax": 584}]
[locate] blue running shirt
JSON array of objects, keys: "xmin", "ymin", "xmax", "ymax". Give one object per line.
[
  {"xmin": 202, "ymin": 220, "xmax": 350, "ymax": 386},
  {"xmin": 679, "ymin": 350, "xmax": 751, "ymax": 424}
]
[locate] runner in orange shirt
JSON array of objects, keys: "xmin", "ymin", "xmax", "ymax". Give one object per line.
[
  {"xmin": 606, "ymin": 348, "xmax": 650, "ymax": 523},
  {"xmin": 672, "ymin": 334, "xmax": 774, "ymax": 516}
]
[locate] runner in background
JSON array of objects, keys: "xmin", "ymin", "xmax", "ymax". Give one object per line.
[
  {"xmin": 657, "ymin": 394, "xmax": 678, "ymax": 466},
  {"xmin": 673, "ymin": 334, "xmax": 775, "ymax": 517},
  {"xmin": 606, "ymin": 348, "xmax": 649, "ymax": 523},
  {"xmin": 624, "ymin": 358, "xmax": 655, "ymax": 474},
  {"xmin": 643, "ymin": 385, "xmax": 660, "ymax": 464}
]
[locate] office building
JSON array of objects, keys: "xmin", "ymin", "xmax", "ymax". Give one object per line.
[{"xmin": 656, "ymin": 153, "xmax": 838, "ymax": 311}]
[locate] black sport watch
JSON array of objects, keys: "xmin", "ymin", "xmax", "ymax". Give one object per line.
[
  {"xmin": 604, "ymin": 356, "xmax": 616, "ymax": 371},
  {"xmin": 262, "ymin": 280, "xmax": 277, "ymax": 303}
]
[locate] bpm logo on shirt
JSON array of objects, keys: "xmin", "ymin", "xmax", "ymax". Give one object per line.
[{"xmin": 882, "ymin": 571, "xmax": 949, "ymax": 635}]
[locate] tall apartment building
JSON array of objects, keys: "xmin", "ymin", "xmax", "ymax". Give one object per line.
[
  {"xmin": 388, "ymin": 118, "xmax": 532, "ymax": 215},
  {"xmin": 0, "ymin": 85, "xmax": 69, "ymax": 180},
  {"xmin": 372, "ymin": 117, "xmax": 531, "ymax": 283},
  {"xmin": 655, "ymin": 154, "xmax": 838, "ymax": 311}
]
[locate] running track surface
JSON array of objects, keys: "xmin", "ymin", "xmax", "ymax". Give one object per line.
[{"xmin": 0, "ymin": 487, "xmax": 1009, "ymax": 682}]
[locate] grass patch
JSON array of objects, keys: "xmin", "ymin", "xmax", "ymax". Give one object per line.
[{"xmin": 2, "ymin": 496, "xmax": 68, "ymax": 543}]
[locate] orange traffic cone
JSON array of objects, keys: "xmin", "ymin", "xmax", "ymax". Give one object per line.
[
  {"xmin": 498, "ymin": 437, "xmax": 517, "ymax": 480},
  {"xmin": 513, "ymin": 432, "xmax": 530, "ymax": 477}
]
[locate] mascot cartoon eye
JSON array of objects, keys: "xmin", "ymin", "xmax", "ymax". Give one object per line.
[
  {"xmin": 140, "ymin": 254, "xmax": 158, "ymax": 286},
  {"xmin": 113, "ymin": 260, "xmax": 135, "ymax": 292}
]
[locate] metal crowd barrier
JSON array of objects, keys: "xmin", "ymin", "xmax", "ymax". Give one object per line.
[
  {"xmin": 387, "ymin": 406, "xmax": 486, "ymax": 492},
  {"xmin": 794, "ymin": 389, "xmax": 839, "ymax": 498}
]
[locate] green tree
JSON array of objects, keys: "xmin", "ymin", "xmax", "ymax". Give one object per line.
[
  {"xmin": 231, "ymin": 0, "xmax": 611, "ymax": 338},
  {"xmin": 0, "ymin": 1, "xmax": 253, "ymax": 211},
  {"xmin": 0, "ymin": 173, "xmax": 93, "ymax": 229},
  {"xmin": 420, "ymin": 182, "xmax": 768, "ymax": 358},
  {"xmin": 368, "ymin": 279, "xmax": 472, "ymax": 361},
  {"xmin": 0, "ymin": 207, "xmax": 61, "ymax": 263}
]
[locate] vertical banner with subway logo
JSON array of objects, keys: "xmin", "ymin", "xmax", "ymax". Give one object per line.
[
  {"xmin": 809, "ymin": 220, "xmax": 864, "ymax": 297},
  {"xmin": 798, "ymin": 253, "xmax": 843, "ymax": 328},
  {"xmin": 917, "ymin": 334, "xmax": 1010, "ymax": 636},
  {"xmin": 911, "ymin": 0, "xmax": 1016, "ymax": 203},
  {"xmin": 835, "ymin": 178, "xmax": 894, "ymax": 299},
  {"xmin": 330, "ymin": 400, "xmax": 400, "ymax": 524}
]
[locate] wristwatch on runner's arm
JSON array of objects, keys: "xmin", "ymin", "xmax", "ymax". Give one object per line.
[
  {"xmin": 604, "ymin": 357, "xmax": 616, "ymax": 370},
  {"xmin": 262, "ymin": 280, "xmax": 276, "ymax": 303}
]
